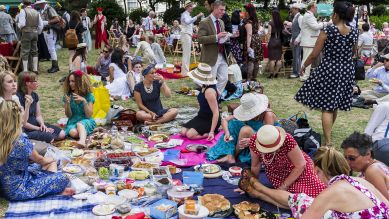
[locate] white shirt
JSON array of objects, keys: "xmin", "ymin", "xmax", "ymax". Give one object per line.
[
  {"xmin": 142, "ymin": 16, "xmax": 154, "ymax": 31},
  {"xmin": 17, "ymin": 6, "xmax": 43, "ymax": 33},
  {"xmin": 81, "ymin": 16, "xmax": 91, "ymax": 31},
  {"xmin": 210, "ymin": 14, "xmax": 220, "ymax": 42},
  {"xmin": 180, "ymin": 11, "xmax": 197, "ymax": 35},
  {"xmin": 365, "ymin": 102, "xmax": 389, "ymax": 142}
]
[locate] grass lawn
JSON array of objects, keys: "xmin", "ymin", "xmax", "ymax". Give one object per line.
[{"xmin": 0, "ymin": 46, "xmax": 374, "ymax": 216}]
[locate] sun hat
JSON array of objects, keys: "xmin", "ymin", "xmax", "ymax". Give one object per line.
[
  {"xmin": 184, "ymin": 1, "xmax": 195, "ymax": 8},
  {"xmin": 233, "ymin": 93, "xmax": 269, "ymax": 121},
  {"xmin": 142, "ymin": 64, "xmax": 156, "ymax": 76},
  {"xmin": 76, "ymin": 43, "xmax": 87, "ymax": 50},
  {"xmin": 188, "ymin": 63, "xmax": 217, "ymax": 86},
  {"xmin": 255, "ymin": 125, "xmax": 286, "ymax": 153},
  {"xmin": 34, "ymin": 0, "xmax": 48, "ymax": 4}
]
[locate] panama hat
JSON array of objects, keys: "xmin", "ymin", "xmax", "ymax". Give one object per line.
[
  {"xmin": 382, "ymin": 53, "xmax": 389, "ymax": 60},
  {"xmin": 184, "ymin": 1, "xmax": 195, "ymax": 8},
  {"xmin": 34, "ymin": 0, "xmax": 48, "ymax": 4},
  {"xmin": 255, "ymin": 125, "xmax": 286, "ymax": 153},
  {"xmin": 188, "ymin": 63, "xmax": 217, "ymax": 86},
  {"xmin": 76, "ymin": 43, "xmax": 87, "ymax": 50},
  {"xmin": 233, "ymin": 93, "xmax": 268, "ymax": 121}
]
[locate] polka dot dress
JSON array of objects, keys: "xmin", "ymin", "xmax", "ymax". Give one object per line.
[
  {"xmin": 294, "ymin": 25, "xmax": 358, "ymax": 111},
  {"xmin": 249, "ymin": 134, "xmax": 326, "ymax": 197}
]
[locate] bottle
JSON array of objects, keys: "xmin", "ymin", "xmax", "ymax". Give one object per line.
[{"xmin": 111, "ymin": 122, "xmax": 118, "ymax": 136}]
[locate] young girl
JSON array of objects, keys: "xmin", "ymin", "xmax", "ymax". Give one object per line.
[
  {"xmin": 63, "ymin": 70, "xmax": 96, "ymax": 147},
  {"xmin": 0, "ymin": 100, "xmax": 74, "ymax": 201},
  {"xmin": 127, "ymin": 60, "xmax": 143, "ymax": 94},
  {"xmin": 17, "ymin": 72, "xmax": 65, "ymax": 143}
]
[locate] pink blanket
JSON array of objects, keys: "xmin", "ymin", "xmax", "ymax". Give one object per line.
[{"xmin": 146, "ymin": 132, "xmax": 223, "ymax": 167}]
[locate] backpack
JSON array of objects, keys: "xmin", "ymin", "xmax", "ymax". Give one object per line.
[
  {"xmin": 293, "ymin": 118, "xmax": 321, "ymax": 156},
  {"xmin": 65, "ymin": 22, "xmax": 79, "ymax": 49}
]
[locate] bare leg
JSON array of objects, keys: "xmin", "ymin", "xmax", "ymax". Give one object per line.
[
  {"xmin": 136, "ymin": 110, "xmax": 153, "ymax": 123},
  {"xmin": 180, "ymin": 127, "xmax": 188, "ymax": 137},
  {"xmin": 268, "ymin": 60, "xmax": 276, "ymax": 77},
  {"xmin": 76, "ymin": 122, "xmax": 87, "ymax": 146},
  {"xmin": 147, "ymin": 108, "xmax": 178, "ymax": 125},
  {"xmin": 56, "ymin": 130, "xmax": 66, "ymax": 141},
  {"xmin": 68, "ymin": 128, "xmax": 79, "ymax": 139},
  {"xmin": 235, "ymin": 126, "xmax": 254, "ymax": 157},
  {"xmin": 68, "ymin": 50, "xmax": 75, "ymax": 70},
  {"xmin": 217, "ymin": 154, "xmax": 236, "ymax": 163},
  {"xmin": 252, "ymin": 61, "xmax": 259, "ymax": 81},
  {"xmin": 185, "ymin": 128, "xmax": 208, "ymax": 140},
  {"xmin": 250, "ymin": 179, "xmax": 291, "ymax": 208},
  {"xmin": 322, "ymin": 111, "xmax": 335, "ymax": 146}
]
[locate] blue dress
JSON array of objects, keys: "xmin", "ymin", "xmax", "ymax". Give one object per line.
[
  {"xmin": 0, "ymin": 135, "xmax": 69, "ymax": 201},
  {"xmin": 206, "ymin": 118, "xmax": 280, "ymax": 163},
  {"xmin": 64, "ymin": 93, "xmax": 96, "ymax": 136}
]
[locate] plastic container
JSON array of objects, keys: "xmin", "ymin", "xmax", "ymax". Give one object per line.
[
  {"xmin": 182, "ymin": 171, "xmax": 204, "ymax": 186},
  {"xmin": 167, "ymin": 187, "xmax": 194, "ymax": 205},
  {"xmin": 149, "ymin": 199, "xmax": 178, "ymax": 219}
]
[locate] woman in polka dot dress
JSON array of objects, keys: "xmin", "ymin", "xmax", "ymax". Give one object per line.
[
  {"xmin": 294, "ymin": 1, "xmax": 358, "ymax": 146},
  {"xmin": 245, "ymin": 125, "xmax": 326, "ymax": 198}
]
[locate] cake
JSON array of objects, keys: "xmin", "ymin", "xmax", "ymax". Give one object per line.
[
  {"xmin": 233, "ymin": 201, "xmax": 261, "ymax": 219},
  {"xmin": 198, "ymin": 194, "xmax": 230, "ymax": 216},
  {"xmin": 184, "ymin": 200, "xmax": 198, "ymax": 215}
]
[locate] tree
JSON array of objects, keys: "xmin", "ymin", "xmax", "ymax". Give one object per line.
[
  {"xmin": 89, "ymin": 0, "xmax": 126, "ymax": 28},
  {"xmin": 64, "ymin": 0, "xmax": 90, "ymax": 11}
]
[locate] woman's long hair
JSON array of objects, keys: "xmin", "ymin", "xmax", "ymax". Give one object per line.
[
  {"xmin": 70, "ymin": 10, "xmax": 81, "ymax": 23},
  {"xmin": 17, "ymin": 71, "xmax": 37, "ymax": 94},
  {"xmin": 63, "ymin": 71, "xmax": 92, "ymax": 97},
  {"xmin": 0, "ymin": 100, "xmax": 22, "ymax": 165},
  {"xmin": 111, "ymin": 48, "xmax": 126, "ymax": 73},
  {"xmin": 271, "ymin": 9, "xmax": 283, "ymax": 33},
  {"xmin": 72, "ymin": 47, "xmax": 87, "ymax": 62},
  {"xmin": 244, "ymin": 4, "xmax": 258, "ymax": 27},
  {"xmin": 314, "ymin": 147, "xmax": 351, "ymax": 179}
]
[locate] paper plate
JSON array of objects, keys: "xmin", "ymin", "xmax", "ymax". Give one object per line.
[
  {"xmin": 194, "ymin": 164, "xmax": 221, "ymax": 174},
  {"xmin": 178, "ymin": 204, "xmax": 210, "ymax": 218},
  {"xmin": 105, "ymin": 195, "xmax": 126, "ymax": 206},
  {"xmin": 118, "ymin": 189, "xmax": 139, "ymax": 200},
  {"xmin": 154, "ymin": 142, "xmax": 177, "ymax": 149},
  {"xmin": 92, "ymin": 204, "xmax": 115, "ymax": 216}
]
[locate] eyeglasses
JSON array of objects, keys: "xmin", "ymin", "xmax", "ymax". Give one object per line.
[
  {"xmin": 27, "ymin": 81, "xmax": 38, "ymax": 83},
  {"xmin": 344, "ymin": 155, "xmax": 360, "ymax": 161},
  {"xmin": 103, "ymin": 50, "xmax": 109, "ymax": 53}
]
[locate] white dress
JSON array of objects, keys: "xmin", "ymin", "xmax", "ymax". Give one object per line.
[
  {"xmin": 82, "ymin": 16, "xmax": 92, "ymax": 51},
  {"xmin": 105, "ymin": 63, "xmax": 132, "ymax": 97}
]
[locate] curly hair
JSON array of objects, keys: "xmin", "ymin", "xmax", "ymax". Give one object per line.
[
  {"xmin": 341, "ymin": 132, "xmax": 373, "ymax": 156},
  {"xmin": 63, "ymin": 71, "xmax": 92, "ymax": 97}
]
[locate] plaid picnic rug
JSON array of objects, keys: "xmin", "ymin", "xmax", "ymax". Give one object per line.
[{"xmin": 5, "ymin": 195, "xmax": 97, "ymax": 219}]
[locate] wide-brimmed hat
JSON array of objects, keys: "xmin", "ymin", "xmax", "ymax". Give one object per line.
[
  {"xmin": 291, "ymin": 3, "xmax": 306, "ymax": 9},
  {"xmin": 34, "ymin": 0, "xmax": 48, "ymax": 4},
  {"xmin": 0, "ymin": 5, "xmax": 6, "ymax": 10},
  {"xmin": 184, "ymin": 1, "xmax": 194, "ymax": 8},
  {"xmin": 76, "ymin": 43, "xmax": 87, "ymax": 50},
  {"xmin": 382, "ymin": 53, "xmax": 389, "ymax": 60},
  {"xmin": 233, "ymin": 93, "xmax": 268, "ymax": 121},
  {"xmin": 188, "ymin": 63, "xmax": 217, "ymax": 86},
  {"xmin": 255, "ymin": 125, "xmax": 286, "ymax": 153}
]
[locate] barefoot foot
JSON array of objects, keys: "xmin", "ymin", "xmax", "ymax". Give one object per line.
[{"xmin": 61, "ymin": 188, "xmax": 75, "ymax": 196}]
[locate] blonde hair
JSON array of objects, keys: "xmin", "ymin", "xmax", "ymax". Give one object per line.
[
  {"xmin": 118, "ymin": 35, "xmax": 127, "ymax": 48},
  {"xmin": 63, "ymin": 71, "xmax": 92, "ymax": 97},
  {"xmin": 17, "ymin": 71, "xmax": 37, "ymax": 94},
  {"xmin": 314, "ymin": 147, "xmax": 351, "ymax": 179},
  {"xmin": 0, "ymin": 55, "xmax": 10, "ymax": 72},
  {"xmin": 0, "ymin": 100, "xmax": 22, "ymax": 165},
  {"xmin": 0, "ymin": 71, "xmax": 16, "ymax": 97}
]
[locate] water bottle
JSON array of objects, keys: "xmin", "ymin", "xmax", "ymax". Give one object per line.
[{"xmin": 111, "ymin": 122, "xmax": 118, "ymax": 136}]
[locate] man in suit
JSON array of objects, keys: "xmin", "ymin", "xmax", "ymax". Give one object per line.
[
  {"xmin": 299, "ymin": 2, "xmax": 327, "ymax": 81},
  {"xmin": 198, "ymin": 0, "xmax": 230, "ymax": 94},
  {"xmin": 289, "ymin": 3, "xmax": 304, "ymax": 79}
]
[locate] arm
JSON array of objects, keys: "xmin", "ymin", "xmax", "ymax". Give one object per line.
[
  {"xmin": 37, "ymin": 14, "xmax": 43, "ymax": 34},
  {"xmin": 133, "ymin": 43, "xmax": 141, "ymax": 57},
  {"xmin": 134, "ymin": 91, "xmax": 153, "ymax": 114},
  {"xmin": 83, "ymin": 101, "xmax": 93, "ymax": 118},
  {"xmin": 73, "ymin": 56, "xmax": 81, "ymax": 71},
  {"xmin": 182, "ymin": 12, "xmax": 198, "ymax": 25},
  {"xmin": 250, "ymin": 147, "xmax": 262, "ymax": 177},
  {"xmin": 280, "ymin": 146, "xmax": 306, "ymax": 190},
  {"xmin": 127, "ymin": 72, "xmax": 136, "ymax": 92},
  {"xmin": 263, "ymin": 110, "xmax": 277, "ymax": 125},
  {"xmin": 95, "ymin": 55, "xmax": 102, "ymax": 69},
  {"xmin": 266, "ymin": 24, "xmax": 272, "ymax": 43},
  {"xmin": 365, "ymin": 167, "xmax": 389, "ymax": 200},
  {"xmin": 366, "ymin": 64, "xmax": 383, "ymax": 79},
  {"xmin": 295, "ymin": 16, "xmax": 303, "ymax": 43},
  {"xmin": 198, "ymin": 21, "xmax": 218, "ymax": 45},
  {"xmin": 17, "ymin": 10, "xmax": 26, "ymax": 29},
  {"xmin": 205, "ymin": 89, "xmax": 219, "ymax": 140},
  {"xmin": 306, "ymin": 14, "xmax": 324, "ymax": 31},
  {"xmin": 64, "ymin": 95, "xmax": 72, "ymax": 118},
  {"xmin": 160, "ymin": 81, "xmax": 172, "ymax": 98},
  {"xmin": 108, "ymin": 66, "xmax": 115, "ymax": 83},
  {"xmin": 221, "ymin": 115, "xmax": 234, "ymax": 140},
  {"xmin": 301, "ymin": 187, "xmax": 336, "ymax": 219},
  {"xmin": 30, "ymin": 149, "xmax": 57, "ymax": 172},
  {"xmin": 302, "ymin": 31, "xmax": 326, "ymax": 69},
  {"xmin": 245, "ymin": 23, "xmax": 253, "ymax": 49}
]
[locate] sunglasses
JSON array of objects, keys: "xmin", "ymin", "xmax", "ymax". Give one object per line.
[
  {"xmin": 344, "ymin": 155, "xmax": 360, "ymax": 161},
  {"xmin": 103, "ymin": 50, "xmax": 109, "ymax": 53},
  {"xmin": 385, "ymin": 59, "xmax": 389, "ymax": 62}
]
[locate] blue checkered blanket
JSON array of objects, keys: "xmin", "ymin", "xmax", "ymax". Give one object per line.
[{"xmin": 5, "ymin": 195, "xmax": 97, "ymax": 219}]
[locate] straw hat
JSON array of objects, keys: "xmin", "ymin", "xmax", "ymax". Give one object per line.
[
  {"xmin": 382, "ymin": 53, "xmax": 389, "ymax": 59},
  {"xmin": 0, "ymin": 5, "xmax": 6, "ymax": 11},
  {"xmin": 255, "ymin": 125, "xmax": 286, "ymax": 153},
  {"xmin": 184, "ymin": 1, "xmax": 194, "ymax": 8},
  {"xmin": 188, "ymin": 63, "xmax": 217, "ymax": 86},
  {"xmin": 76, "ymin": 43, "xmax": 87, "ymax": 50},
  {"xmin": 34, "ymin": 0, "xmax": 48, "ymax": 4},
  {"xmin": 233, "ymin": 93, "xmax": 268, "ymax": 121}
]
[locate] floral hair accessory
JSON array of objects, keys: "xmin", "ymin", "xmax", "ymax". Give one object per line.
[
  {"xmin": 97, "ymin": 7, "xmax": 103, "ymax": 12},
  {"xmin": 24, "ymin": 75, "xmax": 31, "ymax": 83},
  {"xmin": 74, "ymin": 70, "xmax": 83, "ymax": 77}
]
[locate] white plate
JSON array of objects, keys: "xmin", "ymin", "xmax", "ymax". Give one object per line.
[
  {"xmin": 154, "ymin": 142, "xmax": 177, "ymax": 149},
  {"xmin": 92, "ymin": 204, "xmax": 116, "ymax": 216},
  {"xmin": 105, "ymin": 195, "xmax": 126, "ymax": 206},
  {"xmin": 178, "ymin": 204, "xmax": 209, "ymax": 218},
  {"xmin": 63, "ymin": 164, "xmax": 83, "ymax": 174},
  {"xmin": 118, "ymin": 189, "xmax": 139, "ymax": 200}
]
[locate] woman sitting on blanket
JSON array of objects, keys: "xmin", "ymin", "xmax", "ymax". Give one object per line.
[
  {"xmin": 206, "ymin": 93, "xmax": 278, "ymax": 163},
  {"xmin": 127, "ymin": 60, "xmax": 143, "ymax": 94},
  {"xmin": 181, "ymin": 63, "xmax": 220, "ymax": 141},
  {"xmin": 238, "ymin": 146, "xmax": 389, "ymax": 218},
  {"xmin": 134, "ymin": 64, "xmax": 178, "ymax": 125},
  {"xmin": 341, "ymin": 132, "xmax": 389, "ymax": 200},
  {"xmin": 63, "ymin": 70, "xmax": 96, "ymax": 147},
  {"xmin": 0, "ymin": 100, "xmax": 74, "ymax": 201},
  {"xmin": 17, "ymin": 72, "xmax": 65, "ymax": 143}
]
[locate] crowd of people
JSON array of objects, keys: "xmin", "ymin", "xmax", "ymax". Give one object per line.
[{"xmin": 0, "ymin": 0, "xmax": 389, "ymax": 218}]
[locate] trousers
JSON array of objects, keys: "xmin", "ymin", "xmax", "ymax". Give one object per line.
[
  {"xmin": 43, "ymin": 30, "xmax": 57, "ymax": 61},
  {"xmin": 373, "ymin": 138, "xmax": 389, "ymax": 166},
  {"xmin": 361, "ymin": 90, "xmax": 389, "ymax": 104},
  {"xmin": 181, "ymin": 33, "xmax": 192, "ymax": 74},
  {"xmin": 21, "ymin": 31, "xmax": 38, "ymax": 60},
  {"xmin": 292, "ymin": 44, "xmax": 302, "ymax": 76},
  {"xmin": 211, "ymin": 53, "xmax": 228, "ymax": 94},
  {"xmin": 300, "ymin": 47, "xmax": 313, "ymax": 80}
]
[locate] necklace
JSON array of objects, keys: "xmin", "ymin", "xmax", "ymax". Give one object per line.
[
  {"xmin": 144, "ymin": 83, "xmax": 153, "ymax": 94},
  {"xmin": 261, "ymin": 152, "xmax": 277, "ymax": 165}
]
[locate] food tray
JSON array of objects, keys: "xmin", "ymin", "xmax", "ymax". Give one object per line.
[
  {"xmin": 107, "ymin": 152, "xmax": 136, "ymax": 161},
  {"xmin": 151, "ymin": 166, "xmax": 172, "ymax": 181},
  {"xmin": 131, "ymin": 161, "xmax": 159, "ymax": 171},
  {"xmin": 94, "ymin": 157, "xmax": 112, "ymax": 168},
  {"xmin": 135, "ymin": 148, "xmax": 161, "ymax": 158}
]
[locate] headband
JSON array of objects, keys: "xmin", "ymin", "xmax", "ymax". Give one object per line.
[{"xmin": 142, "ymin": 64, "xmax": 156, "ymax": 76}]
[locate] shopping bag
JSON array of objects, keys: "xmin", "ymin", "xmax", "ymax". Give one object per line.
[{"xmin": 92, "ymin": 86, "xmax": 111, "ymax": 119}]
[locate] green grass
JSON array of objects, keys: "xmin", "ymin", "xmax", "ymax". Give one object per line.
[{"xmin": 0, "ymin": 46, "xmax": 374, "ymax": 216}]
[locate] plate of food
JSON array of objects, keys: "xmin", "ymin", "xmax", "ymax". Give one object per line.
[
  {"xmin": 63, "ymin": 164, "xmax": 83, "ymax": 174},
  {"xmin": 131, "ymin": 161, "xmax": 158, "ymax": 171},
  {"xmin": 198, "ymin": 194, "xmax": 232, "ymax": 218},
  {"xmin": 194, "ymin": 164, "xmax": 221, "ymax": 174},
  {"xmin": 186, "ymin": 144, "xmax": 209, "ymax": 153},
  {"xmin": 118, "ymin": 189, "xmax": 139, "ymax": 200},
  {"xmin": 72, "ymin": 157, "xmax": 92, "ymax": 166},
  {"xmin": 148, "ymin": 134, "xmax": 169, "ymax": 143},
  {"xmin": 154, "ymin": 142, "xmax": 176, "ymax": 149},
  {"xmin": 136, "ymin": 148, "xmax": 161, "ymax": 157},
  {"xmin": 178, "ymin": 201, "xmax": 210, "ymax": 218},
  {"xmin": 233, "ymin": 201, "xmax": 276, "ymax": 219},
  {"xmin": 369, "ymin": 78, "xmax": 380, "ymax": 83},
  {"xmin": 126, "ymin": 135, "xmax": 144, "ymax": 144},
  {"xmin": 92, "ymin": 204, "xmax": 115, "ymax": 216},
  {"xmin": 128, "ymin": 170, "xmax": 150, "ymax": 180}
]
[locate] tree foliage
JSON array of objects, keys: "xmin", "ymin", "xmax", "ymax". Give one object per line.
[
  {"xmin": 89, "ymin": 0, "xmax": 126, "ymax": 28},
  {"xmin": 129, "ymin": 8, "xmax": 148, "ymax": 25},
  {"xmin": 162, "ymin": 6, "xmax": 185, "ymax": 25}
]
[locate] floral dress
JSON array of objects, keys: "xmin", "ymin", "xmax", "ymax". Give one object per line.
[
  {"xmin": 64, "ymin": 93, "xmax": 96, "ymax": 136},
  {"xmin": 249, "ymin": 133, "xmax": 326, "ymax": 197},
  {"xmin": 0, "ymin": 135, "xmax": 69, "ymax": 201},
  {"xmin": 242, "ymin": 19, "xmax": 263, "ymax": 63}
]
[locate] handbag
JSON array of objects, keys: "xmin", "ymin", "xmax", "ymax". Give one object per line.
[
  {"xmin": 111, "ymin": 108, "xmax": 138, "ymax": 130},
  {"xmin": 226, "ymin": 51, "xmax": 237, "ymax": 66},
  {"xmin": 354, "ymin": 58, "xmax": 366, "ymax": 81}
]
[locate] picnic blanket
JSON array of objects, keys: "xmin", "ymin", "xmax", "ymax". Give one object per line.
[{"xmin": 5, "ymin": 195, "xmax": 96, "ymax": 219}]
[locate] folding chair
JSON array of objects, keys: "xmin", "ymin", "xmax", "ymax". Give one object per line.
[{"xmin": 5, "ymin": 41, "xmax": 22, "ymax": 74}]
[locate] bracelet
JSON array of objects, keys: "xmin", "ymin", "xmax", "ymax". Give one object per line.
[{"xmin": 209, "ymin": 131, "xmax": 214, "ymax": 134}]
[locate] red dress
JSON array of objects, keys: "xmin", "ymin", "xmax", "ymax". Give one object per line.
[
  {"xmin": 249, "ymin": 133, "xmax": 326, "ymax": 197},
  {"xmin": 95, "ymin": 15, "xmax": 109, "ymax": 49}
]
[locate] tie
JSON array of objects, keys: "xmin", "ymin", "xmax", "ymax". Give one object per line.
[{"xmin": 215, "ymin": 20, "xmax": 224, "ymax": 54}]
